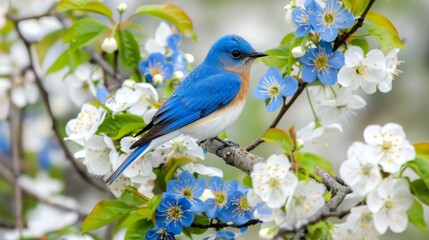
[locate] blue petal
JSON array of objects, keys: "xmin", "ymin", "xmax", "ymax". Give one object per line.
[
  {"xmin": 304, "ymin": 0, "xmax": 317, "ymax": 11},
  {"xmin": 280, "ymin": 76, "xmax": 298, "ymax": 96},
  {"xmin": 217, "ymin": 230, "xmax": 235, "ymax": 239},
  {"xmin": 319, "ymin": 26, "xmax": 338, "ymax": 42},
  {"xmin": 233, "ymin": 213, "xmax": 248, "ymax": 225},
  {"xmin": 166, "ymin": 219, "xmax": 183, "ymax": 235},
  {"xmin": 292, "ymin": 8, "xmax": 308, "ymax": 26},
  {"xmin": 166, "ymin": 179, "xmax": 180, "ymax": 196},
  {"xmin": 167, "ymin": 34, "xmax": 182, "ymax": 51},
  {"xmin": 328, "ymin": 51, "xmax": 345, "ymax": 69},
  {"xmin": 319, "ymin": 41, "xmax": 333, "ymax": 54},
  {"xmin": 155, "ymin": 213, "xmax": 167, "ymax": 228},
  {"xmin": 162, "ymin": 62, "xmax": 174, "ymax": 79},
  {"xmin": 96, "ymin": 88, "xmax": 109, "ymax": 103},
  {"xmin": 266, "ymin": 96, "xmax": 283, "ymax": 112},
  {"xmin": 148, "ymin": 52, "xmax": 166, "ymax": 65},
  {"xmin": 180, "ymin": 210, "xmax": 195, "ymax": 226},
  {"xmin": 253, "ymin": 86, "xmax": 268, "ymax": 100},
  {"xmin": 266, "ymin": 67, "xmax": 282, "ymax": 80},
  {"xmin": 319, "ymin": 68, "xmax": 338, "ymax": 85},
  {"xmin": 179, "ymin": 171, "xmax": 195, "ymax": 184},
  {"xmin": 178, "ymin": 197, "xmax": 192, "ymax": 210},
  {"xmin": 309, "ymin": 10, "xmax": 323, "ymax": 32},
  {"xmin": 301, "ymin": 65, "xmax": 318, "ymax": 83},
  {"xmin": 193, "ymin": 178, "xmax": 206, "ymax": 198},
  {"xmin": 295, "ymin": 25, "xmax": 311, "ymax": 37},
  {"xmin": 204, "ymin": 199, "xmax": 218, "ymax": 218},
  {"xmin": 335, "ymin": 9, "xmax": 355, "ymax": 29},
  {"xmin": 299, "ymin": 48, "xmax": 317, "ymax": 65},
  {"xmin": 218, "ymin": 206, "xmax": 234, "ymax": 223},
  {"xmin": 208, "ymin": 177, "xmax": 223, "ymax": 192},
  {"xmin": 139, "ymin": 60, "xmax": 149, "ymax": 74},
  {"xmin": 191, "ymin": 199, "xmax": 206, "ymax": 213},
  {"xmin": 146, "ymin": 228, "xmax": 158, "ymax": 240},
  {"xmin": 225, "ymin": 180, "xmax": 238, "ymax": 195}
]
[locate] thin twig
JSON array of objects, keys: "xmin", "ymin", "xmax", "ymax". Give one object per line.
[
  {"xmin": 191, "ymin": 219, "xmax": 260, "ymax": 229},
  {"xmin": 7, "ymin": 14, "xmax": 109, "ymax": 192},
  {"xmin": 246, "ymin": 83, "xmax": 307, "ymax": 151},
  {"xmin": 10, "ymin": 105, "xmax": 23, "ymax": 234}
]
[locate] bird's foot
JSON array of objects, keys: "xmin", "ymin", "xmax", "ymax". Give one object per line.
[{"xmin": 214, "ymin": 137, "xmax": 239, "ymax": 155}]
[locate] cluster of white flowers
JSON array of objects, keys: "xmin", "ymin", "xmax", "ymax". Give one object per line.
[
  {"xmin": 249, "ymin": 154, "xmax": 326, "ymax": 236},
  {"xmin": 65, "ymin": 80, "xmax": 217, "ymax": 197},
  {"xmin": 334, "ymin": 123, "xmax": 416, "ymax": 238}
]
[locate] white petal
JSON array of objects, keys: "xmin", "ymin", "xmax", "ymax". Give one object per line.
[
  {"xmin": 344, "ymin": 95, "xmax": 366, "ymax": 109},
  {"xmin": 11, "ymin": 86, "xmax": 27, "ymax": 108},
  {"xmin": 372, "ymin": 210, "xmax": 389, "ymax": 234},
  {"xmin": 364, "ymin": 125, "xmax": 383, "ymax": 146},
  {"xmin": 155, "ymin": 22, "xmax": 172, "ymax": 46},
  {"xmin": 145, "ymin": 40, "xmax": 165, "ymax": 54},
  {"xmin": 24, "ymin": 82, "xmax": 39, "ymax": 104},
  {"xmin": 387, "ymin": 209, "xmax": 408, "ymax": 233},
  {"xmin": 378, "ymin": 79, "xmax": 392, "ymax": 93},
  {"xmin": 337, "ymin": 67, "xmax": 357, "ymax": 88},
  {"xmin": 365, "ymin": 49, "xmax": 386, "ymax": 70},
  {"xmin": 345, "ymin": 46, "xmax": 364, "ymax": 67},
  {"xmin": 360, "ymin": 79, "xmax": 377, "ymax": 94}
]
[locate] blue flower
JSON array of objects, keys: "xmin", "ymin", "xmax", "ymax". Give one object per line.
[
  {"xmin": 139, "ymin": 53, "xmax": 174, "ymax": 87},
  {"xmin": 146, "ymin": 227, "xmax": 176, "ymax": 240},
  {"xmin": 254, "ymin": 67, "xmax": 298, "ymax": 112},
  {"xmin": 166, "ymin": 171, "xmax": 206, "ymax": 213},
  {"xmin": 309, "ymin": 0, "xmax": 355, "ymax": 42},
  {"xmin": 167, "ymin": 34, "xmax": 182, "ymax": 53},
  {"xmin": 218, "ymin": 190, "xmax": 254, "ymax": 225},
  {"xmin": 203, "ymin": 230, "xmax": 236, "ymax": 240},
  {"xmin": 204, "ymin": 177, "xmax": 238, "ymax": 219},
  {"xmin": 299, "ymin": 41, "xmax": 344, "ymax": 85},
  {"xmin": 95, "ymin": 88, "xmax": 109, "ymax": 103},
  {"xmin": 155, "ymin": 193, "xmax": 194, "ymax": 234},
  {"xmin": 292, "ymin": 0, "xmax": 317, "ymax": 37}
]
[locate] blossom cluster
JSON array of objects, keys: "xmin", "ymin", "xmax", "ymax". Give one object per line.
[
  {"xmin": 147, "ymin": 171, "xmax": 252, "ymax": 239},
  {"xmin": 254, "ymin": 0, "xmax": 403, "ymax": 152},
  {"xmin": 64, "ymin": 22, "xmax": 217, "ymax": 198},
  {"xmin": 334, "ymin": 123, "xmax": 416, "ymax": 237}
]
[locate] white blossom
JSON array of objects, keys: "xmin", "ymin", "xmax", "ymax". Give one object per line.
[
  {"xmin": 65, "ymin": 64, "xmax": 103, "ymax": 106},
  {"xmin": 145, "ymin": 22, "xmax": 172, "ymax": 54},
  {"xmin": 338, "ymin": 46, "xmax": 386, "ymax": 94},
  {"xmin": 65, "ymin": 103, "xmax": 107, "ymax": 141},
  {"xmin": 297, "ymin": 121, "xmax": 343, "ymax": 148},
  {"xmin": 363, "ymin": 123, "xmax": 415, "ymax": 173},
  {"xmin": 128, "ymin": 83, "xmax": 159, "ymax": 117},
  {"xmin": 331, "ymin": 205, "xmax": 379, "ymax": 240},
  {"xmin": 179, "ymin": 163, "xmax": 223, "ymax": 177},
  {"xmin": 105, "ymin": 86, "xmax": 142, "ymax": 114},
  {"xmin": 315, "ymin": 86, "xmax": 366, "ymax": 125},
  {"xmin": 251, "ymin": 154, "xmax": 298, "ymax": 208},
  {"xmin": 109, "ymin": 175, "xmax": 131, "ymax": 197},
  {"xmin": 284, "ymin": 180, "xmax": 325, "ymax": 224},
  {"xmin": 117, "ymin": 3, "xmax": 127, "ymax": 13},
  {"xmin": 379, "ymin": 48, "xmax": 401, "ymax": 93},
  {"xmin": 340, "ymin": 142, "xmax": 382, "ymax": 196},
  {"xmin": 19, "ymin": 17, "xmax": 62, "ymax": 42},
  {"xmin": 367, "ymin": 178, "xmax": 413, "ymax": 234},
  {"xmin": 0, "ymin": 0, "xmax": 8, "ymax": 28},
  {"xmin": 101, "ymin": 37, "xmax": 118, "ymax": 54},
  {"xmin": 74, "ymin": 135, "xmax": 118, "ymax": 176}
]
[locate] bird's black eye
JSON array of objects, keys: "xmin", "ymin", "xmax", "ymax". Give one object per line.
[{"xmin": 231, "ymin": 50, "xmax": 241, "ymax": 59}]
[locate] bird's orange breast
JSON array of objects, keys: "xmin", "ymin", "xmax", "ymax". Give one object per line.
[{"xmin": 224, "ymin": 68, "xmax": 251, "ymax": 107}]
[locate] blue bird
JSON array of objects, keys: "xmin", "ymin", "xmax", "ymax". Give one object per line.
[{"xmin": 106, "ymin": 35, "xmax": 267, "ymax": 185}]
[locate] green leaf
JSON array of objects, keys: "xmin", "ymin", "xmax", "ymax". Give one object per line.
[
  {"xmin": 406, "ymin": 143, "xmax": 429, "ymax": 189},
  {"xmin": 56, "ymin": 0, "xmax": 96, "ymax": 12},
  {"xmin": 407, "ymin": 199, "xmax": 427, "ymax": 232},
  {"xmin": 120, "ymin": 187, "xmax": 148, "ymax": 206},
  {"xmin": 113, "ymin": 213, "xmax": 147, "ymax": 234},
  {"xmin": 135, "ymin": 194, "xmax": 161, "ymax": 220},
  {"xmin": 63, "ymin": 18, "xmax": 110, "ymax": 51},
  {"xmin": 306, "ymin": 220, "xmax": 332, "ymax": 240},
  {"xmin": 164, "ymin": 157, "xmax": 194, "ymax": 183},
  {"xmin": 113, "ymin": 122, "xmax": 146, "ymax": 140},
  {"xmin": 82, "ymin": 200, "xmax": 136, "ymax": 232},
  {"xmin": 295, "ymin": 152, "xmax": 335, "ymax": 180},
  {"xmin": 34, "ymin": 30, "xmax": 64, "ymax": 66},
  {"xmin": 365, "ymin": 11, "xmax": 404, "ymax": 49},
  {"xmin": 350, "ymin": 0, "xmax": 370, "ymax": 15},
  {"xmin": 349, "ymin": 38, "xmax": 369, "ymax": 54},
  {"xmin": 47, "ymin": 49, "xmax": 90, "ymax": 74},
  {"xmin": 411, "ymin": 179, "xmax": 429, "ymax": 205},
  {"xmin": 72, "ymin": 2, "xmax": 113, "ymax": 18},
  {"xmin": 261, "ymin": 128, "xmax": 293, "ymax": 153},
  {"xmin": 187, "ymin": 214, "xmax": 210, "ymax": 235},
  {"xmin": 242, "ymin": 175, "xmax": 253, "ymax": 188},
  {"xmin": 262, "ymin": 45, "xmax": 291, "ymax": 73},
  {"xmin": 97, "ymin": 114, "xmax": 144, "ymax": 137},
  {"xmin": 125, "ymin": 219, "xmax": 153, "ymax": 240},
  {"xmin": 132, "ymin": 3, "xmax": 196, "ymax": 39},
  {"xmin": 117, "ymin": 30, "xmax": 141, "ymax": 69}
]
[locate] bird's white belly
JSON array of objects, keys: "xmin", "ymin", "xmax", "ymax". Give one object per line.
[{"xmin": 180, "ymin": 100, "xmax": 246, "ymax": 141}]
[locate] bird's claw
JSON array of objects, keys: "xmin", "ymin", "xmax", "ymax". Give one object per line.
[{"xmin": 214, "ymin": 137, "xmax": 239, "ymax": 155}]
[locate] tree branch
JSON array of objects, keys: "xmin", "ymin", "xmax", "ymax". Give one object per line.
[
  {"xmin": 7, "ymin": 14, "xmax": 110, "ymax": 193},
  {"xmin": 191, "ymin": 219, "xmax": 260, "ymax": 229},
  {"xmin": 0, "ymin": 159, "xmax": 87, "ymax": 218},
  {"xmin": 10, "ymin": 105, "xmax": 23, "ymax": 234},
  {"xmin": 275, "ymin": 167, "xmax": 351, "ymax": 237},
  {"xmin": 246, "ymin": 83, "xmax": 307, "ymax": 151},
  {"xmin": 200, "ymin": 138, "xmax": 265, "ymax": 174}
]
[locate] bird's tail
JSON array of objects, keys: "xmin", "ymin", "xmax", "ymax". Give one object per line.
[{"xmin": 105, "ymin": 142, "xmax": 150, "ymax": 185}]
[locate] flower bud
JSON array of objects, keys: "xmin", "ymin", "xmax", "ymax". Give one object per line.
[
  {"xmin": 199, "ymin": 189, "xmax": 215, "ymax": 201},
  {"xmin": 291, "ymin": 46, "xmax": 306, "ymax": 58},
  {"xmin": 153, "ymin": 74, "xmax": 164, "ymax": 86},
  {"xmin": 296, "ymin": 138, "xmax": 304, "ymax": 150},
  {"xmin": 117, "ymin": 3, "xmax": 127, "ymax": 13},
  {"xmin": 259, "ymin": 227, "xmax": 279, "ymax": 239},
  {"xmin": 184, "ymin": 53, "xmax": 194, "ymax": 63},
  {"xmin": 101, "ymin": 37, "xmax": 117, "ymax": 54},
  {"xmin": 173, "ymin": 71, "xmax": 184, "ymax": 80},
  {"xmin": 122, "ymin": 79, "xmax": 136, "ymax": 89}
]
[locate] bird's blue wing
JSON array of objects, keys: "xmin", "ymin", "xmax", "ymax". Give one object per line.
[{"xmin": 130, "ymin": 69, "xmax": 241, "ymax": 148}]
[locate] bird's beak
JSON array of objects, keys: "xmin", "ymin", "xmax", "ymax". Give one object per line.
[{"xmin": 249, "ymin": 51, "xmax": 268, "ymax": 58}]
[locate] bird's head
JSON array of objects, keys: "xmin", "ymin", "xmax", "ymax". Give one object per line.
[{"xmin": 204, "ymin": 34, "xmax": 267, "ymax": 73}]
